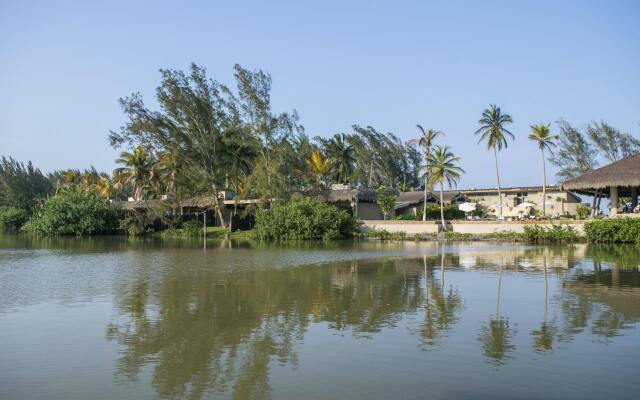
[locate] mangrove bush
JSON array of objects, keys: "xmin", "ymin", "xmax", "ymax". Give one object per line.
[{"xmin": 253, "ymin": 197, "xmax": 356, "ymax": 240}]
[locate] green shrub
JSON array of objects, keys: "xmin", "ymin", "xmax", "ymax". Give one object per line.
[
  {"xmin": 182, "ymin": 220, "xmax": 202, "ymax": 237},
  {"xmin": 484, "ymin": 231, "xmax": 525, "ymax": 241},
  {"xmin": 252, "ymin": 197, "xmax": 356, "ymax": 240},
  {"xmin": 584, "ymin": 218, "xmax": 640, "ymax": 244},
  {"xmin": 576, "ymin": 205, "xmax": 591, "ymax": 220},
  {"xmin": 366, "ymin": 228, "xmax": 408, "ymax": 240},
  {"xmin": 28, "ymin": 187, "xmax": 118, "ymax": 235},
  {"xmin": 523, "ymin": 224, "xmax": 581, "ymax": 243},
  {"xmin": 416, "ymin": 204, "xmax": 465, "ymax": 221},
  {"xmin": 394, "ymin": 214, "xmax": 416, "ymax": 221},
  {"xmin": 0, "ymin": 206, "xmax": 28, "ymax": 232},
  {"xmin": 443, "ymin": 231, "xmax": 472, "ymax": 241},
  {"xmin": 376, "ymin": 187, "xmax": 396, "ymax": 220}
]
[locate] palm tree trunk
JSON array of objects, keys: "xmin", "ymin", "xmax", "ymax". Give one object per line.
[
  {"xmin": 493, "ymin": 146, "xmax": 503, "ymax": 218},
  {"xmin": 541, "ymin": 148, "xmax": 547, "ymax": 217},
  {"xmin": 440, "ymin": 182, "xmax": 446, "ymax": 231},
  {"xmin": 496, "ymin": 262, "xmax": 503, "ymax": 318},
  {"xmin": 211, "ymin": 184, "xmax": 227, "ymax": 228},
  {"xmin": 423, "ymin": 148, "xmax": 429, "ymax": 221}
]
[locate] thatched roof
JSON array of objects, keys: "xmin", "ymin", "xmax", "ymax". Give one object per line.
[
  {"xmin": 562, "ymin": 153, "xmax": 640, "ymax": 196},
  {"xmin": 291, "ymin": 188, "xmax": 379, "ymax": 203},
  {"xmin": 111, "ymin": 199, "xmax": 162, "ymax": 211},
  {"xmin": 395, "ymin": 190, "xmax": 468, "ymax": 209},
  {"xmin": 182, "ymin": 196, "xmax": 217, "ymax": 208}
]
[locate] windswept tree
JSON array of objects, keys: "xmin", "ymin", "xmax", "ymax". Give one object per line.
[
  {"xmin": 233, "ymin": 64, "xmax": 305, "ymax": 201},
  {"xmin": 113, "ymin": 146, "xmax": 154, "ymax": 201},
  {"xmin": 549, "ymin": 119, "xmax": 598, "ymax": 180},
  {"xmin": 475, "ymin": 104, "xmax": 514, "ymax": 218},
  {"xmin": 528, "ymin": 124, "xmax": 558, "ymax": 216},
  {"xmin": 409, "ymin": 125, "xmax": 444, "ymax": 221},
  {"xmin": 0, "ymin": 156, "xmax": 53, "ymax": 214},
  {"xmin": 110, "ymin": 64, "xmax": 242, "ymax": 227},
  {"xmin": 427, "ymin": 146, "xmax": 464, "ymax": 230},
  {"xmin": 586, "ymin": 121, "xmax": 640, "ymax": 163}
]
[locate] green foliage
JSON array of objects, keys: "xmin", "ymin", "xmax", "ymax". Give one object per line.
[
  {"xmin": 28, "ymin": 187, "xmax": 118, "ymax": 236},
  {"xmin": 376, "ymin": 186, "xmax": 396, "ymax": 220},
  {"xmin": 252, "ymin": 197, "xmax": 356, "ymax": 240},
  {"xmin": 416, "ymin": 204, "xmax": 465, "ymax": 221},
  {"xmin": 182, "ymin": 220, "xmax": 202, "ymax": 237},
  {"xmin": 0, "ymin": 206, "xmax": 28, "ymax": 232},
  {"xmin": 0, "ymin": 156, "xmax": 53, "ymax": 214},
  {"xmin": 394, "ymin": 214, "xmax": 417, "ymax": 221},
  {"xmin": 443, "ymin": 231, "xmax": 472, "ymax": 241},
  {"xmin": 365, "ymin": 229, "xmax": 407, "ymax": 241},
  {"xmin": 576, "ymin": 205, "xmax": 591, "ymax": 220},
  {"xmin": 523, "ymin": 225, "xmax": 581, "ymax": 243},
  {"xmin": 584, "ymin": 219, "xmax": 640, "ymax": 244}
]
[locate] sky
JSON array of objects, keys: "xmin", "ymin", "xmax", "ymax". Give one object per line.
[{"xmin": 1, "ymin": 0, "xmax": 639, "ymax": 189}]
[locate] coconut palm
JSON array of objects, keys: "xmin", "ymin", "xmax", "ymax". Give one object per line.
[
  {"xmin": 113, "ymin": 146, "xmax": 154, "ymax": 201},
  {"xmin": 410, "ymin": 125, "xmax": 445, "ymax": 221},
  {"xmin": 475, "ymin": 105, "xmax": 514, "ymax": 218},
  {"xmin": 153, "ymin": 148, "xmax": 182, "ymax": 196},
  {"xmin": 94, "ymin": 176, "xmax": 121, "ymax": 199},
  {"xmin": 427, "ymin": 146, "xmax": 464, "ymax": 231},
  {"xmin": 325, "ymin": 133, "xmax": 355, "ymax": 185},
  {"xmin": 306, "ymin": 150, "xmax": 331, "ymax": 189},
  {"xmin": 528, "ymin": 124, "xmax": 558, "ymax": 217}
]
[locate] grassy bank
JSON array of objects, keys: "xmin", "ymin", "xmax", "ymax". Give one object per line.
[
  {"xmin": 155, "ymin": 226, "xmax": 253, "ymax": 240},
  {"xmin": 362, "ymin": 224, "xmax": 584, "ymax": 243}
]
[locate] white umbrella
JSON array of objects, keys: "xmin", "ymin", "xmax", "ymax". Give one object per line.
[
  {"xmin": 458, "ymin": 202, "xmax": 476, "ymax": 212},
  {"xmin": 493, "ymin": 203, "xmax": 508, "ymax": 209},
  {"xmin": 517, "ymin": 202, "xmax": 536, "ymax": 208}
]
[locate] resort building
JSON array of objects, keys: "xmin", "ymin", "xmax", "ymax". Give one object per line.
[
  {"xmin": 562, "ymin": 153, "xmax": 640, "ymax": 216},
  {"xmin": 461, "ymin": 185, "xmax": 584, "ymax": 218},
  {"xmin": 394, "ymin": 185, "xmax": 583, "ymax": 218}
]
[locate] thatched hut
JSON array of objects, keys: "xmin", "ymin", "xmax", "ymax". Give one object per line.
[
  {"xmin": 562, "ymin": 153, "xmax": 640, "ymax": 214},
  {"xmin": 290, "ymin": 188, "xmax": 382, "ymax": 219}
]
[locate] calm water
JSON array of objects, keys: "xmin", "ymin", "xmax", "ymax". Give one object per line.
[{"xmin": 1, "ymin": 235, "xmax": 639, "ymax": 400}]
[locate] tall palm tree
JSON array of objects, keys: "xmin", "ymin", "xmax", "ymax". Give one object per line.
[
  {"xmin": 411, "ymin": 125, "xmax": 445, "ymax": 221},
  {"xmin": 528, "ymin": 124, "xmax": 558, "ymax": 217},
  {"xmin": 325, "ymin": 133, "xmax": 355, "ymax": 185},
  {"xmin": 306, "ymin": 150, "xmax": 331, "ymax": 189},
  {"xmin": 475, "ymin": 105, "xmax": 514, "ymax": 218},
  {"xmin": 427, "ymin": 146, "xmax": 464, "ymax": 231},
  {"xmin": 113, "ymin": 146, "xmax": 154, "ymax": 201}
]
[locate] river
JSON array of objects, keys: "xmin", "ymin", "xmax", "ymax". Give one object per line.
[{"xmin": 1, "ymin": 235, "xmax": 639, "ymax": 399}]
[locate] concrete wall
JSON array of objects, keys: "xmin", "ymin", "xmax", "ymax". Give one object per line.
[
  {"xmin": 359, "ymin": 219, "xmax": 586, "ymax": 235},
  {"xmin": 358, "ymin": 220, "xmax": 440, "ymax": 234}
]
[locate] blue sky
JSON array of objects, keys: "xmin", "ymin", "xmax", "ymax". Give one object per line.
[{"xmin": 1, "ymin": 0, "xmax": 639, "ymax": 189}]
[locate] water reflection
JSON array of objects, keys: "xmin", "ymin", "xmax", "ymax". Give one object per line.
[
  {"xmin": 1, "ymin": 236, "xmax": 640, "ymax": 399},
  {"xmin": 415, "ymin": 253, "xmax": 463, "ymax": 349}
]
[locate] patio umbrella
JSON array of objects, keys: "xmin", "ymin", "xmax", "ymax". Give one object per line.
[{"xmin": 458, "ymin": 202, "xmax": 477, "ymax": 212}]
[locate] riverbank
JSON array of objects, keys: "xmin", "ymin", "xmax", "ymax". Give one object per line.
[{"xmin": 359, "ymin": 219, "xmax": 587, "ymax": 235}]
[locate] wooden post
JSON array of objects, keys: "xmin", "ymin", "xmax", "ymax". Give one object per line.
[
  {"xmin": 203, "ymin": 211, "xmax": 207, "ymax": 236},
  {"xmin": 610, "ymin": 186, "xmax": 618, "ymax": 216}
]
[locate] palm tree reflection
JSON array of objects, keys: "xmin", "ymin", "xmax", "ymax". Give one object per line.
[
  {"xmin": 478, "ymin": 260, "xmax": 516, "ymax": 366},
  {"xmin": 530, "ymin": 256, "xmax": 558, "ymax": 353},
  {"xmin": 418, "ymin": 252, "xmax": 463, "ymax": 349}
]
